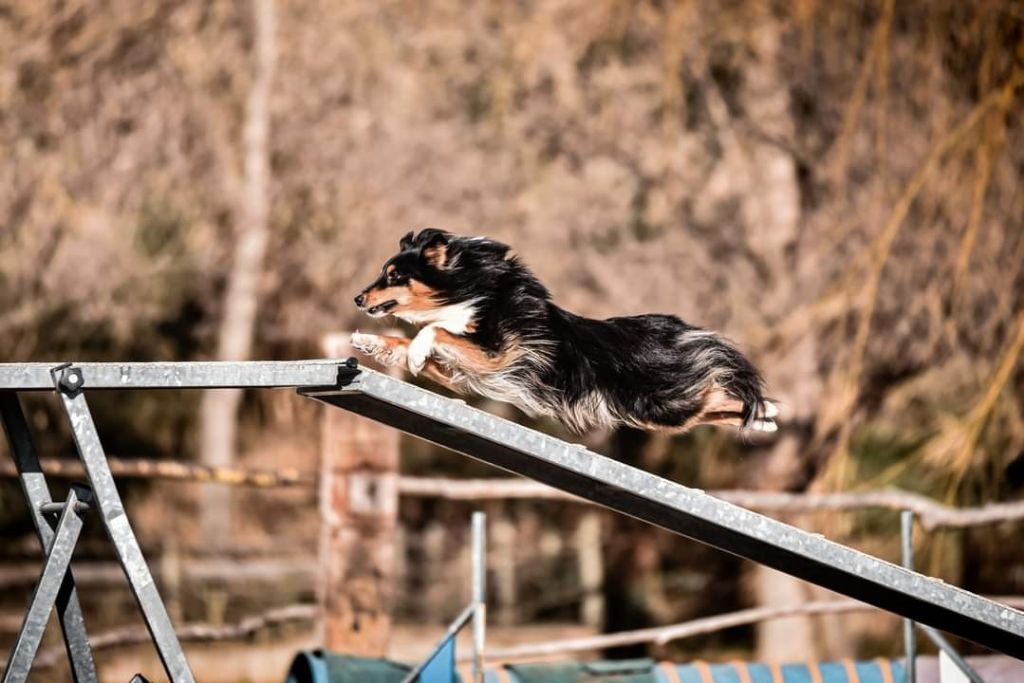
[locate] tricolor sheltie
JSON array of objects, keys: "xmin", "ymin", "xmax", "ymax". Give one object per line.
[{"xmin": 352, "ymin": 229, "xmax": 777, "ymax": 435}]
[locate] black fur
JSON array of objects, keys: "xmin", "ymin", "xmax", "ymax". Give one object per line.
[{"xmin": 355, "ymin": 229, "xmax": 774, "ymax": 434}]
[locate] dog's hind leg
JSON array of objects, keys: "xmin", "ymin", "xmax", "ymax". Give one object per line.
[
  {"xmin": 697, "ymin": 411, "xmax": 777, "ymax": 432},
  {"xmin": 703, "ymin": 389, "xmax": 745, "ymax": 415},
  {"xmin": 418, "ymin": 361, "xmax": 465, "ymax": 394},
  {"xmin": 701, "ymin": 387, "xmax": 778, "ymax": 430},
  {"xmin": 430, "ymin": 329, "xmax": 520, "ymax": 373}
]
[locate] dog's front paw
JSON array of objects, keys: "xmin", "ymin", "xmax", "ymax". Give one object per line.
[
  {"xmin": 350, "ymin": 332, "xmax": 408, "ymax": 367},
  {"xmin": 407, "ymin": 327, "xmax": 437, "ymax": 376},
  {"xmin": 351, "ymin": 332, "xmax": 384, "ymax": 355}
]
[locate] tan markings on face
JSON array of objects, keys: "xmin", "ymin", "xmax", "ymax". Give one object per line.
[
  {"xmin": 422, "ymin": 243, "xmax": 448, "ymax": 269},
  {"xmin": 431, "ymin": 329, "xmax": 521, "ymax": 374},
  {"xmin": 362, "ymin": 285, "xmax": 412, "ymax": 308},
  {"xmin": 391, "ymin": 280, "xmax": 440, "ymax": 313}
]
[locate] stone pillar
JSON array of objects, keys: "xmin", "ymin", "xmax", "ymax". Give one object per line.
[{"xmin": 318, "ymin": 331, "xmax": 400, "ymax": 655}]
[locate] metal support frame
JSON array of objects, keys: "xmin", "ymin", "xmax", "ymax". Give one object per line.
[
  {"xmin": 401, "ymin": 512, "xmax": 488, "ymax": 683},
  {"xmin": 302, "ymin": 365, "xmax": 1024, "ymax": 659},
  {"xmin": 50, "ymin": 364, "xmax": 196, "ymax": 682},
  {"xmin": 1, "ymin": 359, "xmax": 1022, "ymax": 676},
  {"xmin": 922, "ymin": 625, "xmax": 985, "ymax": 683},
  {"xmin": 901, "ymin": 510, "xmax": 986, "ymax": 683},
  {"xmin": 400, "ymin": 604, "xmax": 475, "ymax": 683},
  {"xmin": 901, "ymin": 510, "xmax": 917, "ymax": 683},
  {"xmin": 0, "ymin": 361, "xmax": 350, "ymax": 682},
  {"xmin": 0, "ymin": 392, "xmax": 98, "ymax": 682},
  {"xmin": 3, "ymin": 486, "xmax": 90, "ymax": 682},
  {"xmin": 471, "ymin": 512, "xmax": 487, "ymax": 683}
]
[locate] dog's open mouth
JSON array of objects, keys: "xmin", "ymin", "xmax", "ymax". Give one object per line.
[{"xmin": 367, "ymin": 300, "xmax": 398, "ymax": 317}]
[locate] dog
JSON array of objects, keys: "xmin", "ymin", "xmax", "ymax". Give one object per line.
[{"xmin": 351, "ymin": 229, "xmax": 777, "ymax": 434}]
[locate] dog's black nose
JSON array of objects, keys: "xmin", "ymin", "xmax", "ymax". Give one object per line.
[{"xmin": 354, "ymin": 293, "xmax": 366, "ymax": 308}]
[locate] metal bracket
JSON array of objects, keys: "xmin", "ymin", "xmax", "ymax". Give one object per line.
[
  {"xmin": 53, "ymin": 365, "xmax": 85, "ymax": 397},
  {"xmin": 40, "ymin": 490, "xmax": 93, "ymax": 516}
]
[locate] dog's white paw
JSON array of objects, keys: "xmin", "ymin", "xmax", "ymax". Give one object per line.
[
  {"xmin": 351, "ymin": 332, "xmax": 408, "ymax": 367},
  {"xmin": 350, "ymin": 332, "xmax": 384, "ymax": 355},
  {"xmin": 407, "ymin": 327, "xmax": 436, "ymax": 376},
  {"xmin": 762, "ymin": 401, "xmax": 779, "ymax": 419}
]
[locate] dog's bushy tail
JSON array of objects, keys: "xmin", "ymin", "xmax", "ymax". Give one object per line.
[
  {"xmin": 711, "ymin": 336, "xmax": 777, "ymax": 433},
  {"xmin": 733, "ymin": 379, "xmax": 777, "ymax": 434}
]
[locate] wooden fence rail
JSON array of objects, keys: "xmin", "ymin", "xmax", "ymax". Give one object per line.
[
  {"xmin": 4, "ymin": 458, "xmax": 1024, "ymax": 531},
  {"xmin": 469, "ymin": 596, "xmax": 1024, "ymax": 662}
]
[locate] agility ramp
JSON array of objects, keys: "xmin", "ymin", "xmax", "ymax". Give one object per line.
[
  {"xmin": 1, "ymin": 361, "xmax": 1023, "ymax": 683},
  {"xmin": 303, "ymin": 364, "xmax": 1024, "ymax": 658}
]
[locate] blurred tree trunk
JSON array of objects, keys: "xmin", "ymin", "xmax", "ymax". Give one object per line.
[
  {"xmin": 199, "ymin": 0, "xmax": 277, "ymax": 542},
  {"xmin": 718, "ymin": 14, "xmax": 836, "ymax": 660}
]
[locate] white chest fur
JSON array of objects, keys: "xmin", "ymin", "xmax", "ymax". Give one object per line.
[
  {"xmin": 395, "ymin": 299, "xmax": 480, "ymax": 335},
  {"xmin": 399, "ymin": 300, "xmax": 480, "ymax": 375}
]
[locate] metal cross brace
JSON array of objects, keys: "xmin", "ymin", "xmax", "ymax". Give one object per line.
[
  {"xmin": 0, "ymin": 361, "xmax": 354, "ymax": 682},
  {"xmin": 49, "ymin": 364, "xmax": 196, "ymax": 682},
  {"xmin": 0, "ymin": 392, "xmax": 98, "ymax": 682},
  {"xmin": 3, "ymin": 485, "xmax": 91, "ymax": 682},
  {"xmin": 0, "ymin": 366, "xmax": 198, "ymax": 682}
]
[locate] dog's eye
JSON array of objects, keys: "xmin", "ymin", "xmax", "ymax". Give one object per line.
[{"xmin": 387, "ymin": 270, "xmax": 401, "ymax": 283}]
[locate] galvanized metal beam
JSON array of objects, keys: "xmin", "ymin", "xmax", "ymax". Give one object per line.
[
  {"xmin": 0, "ymin": 360, "xmax": 350, "ymax": 391},
  {"xmin": 301, "ymin": 366, "xmax": 1024, "ymax": 659}
]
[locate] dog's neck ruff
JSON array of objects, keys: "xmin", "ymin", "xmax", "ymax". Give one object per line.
[{"xmin": 395, "ymin": 299, "xmax": 480, "ymax": 335}]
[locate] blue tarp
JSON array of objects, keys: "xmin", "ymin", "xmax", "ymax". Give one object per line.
[
  {"xmin": 657, "ymin": 660, "xmax": 906, "ymax": 683},
  {"xmin": 420, "ymin": 635, "xmax": 457, "ymax": 683},
  {"xmin": 286, "ymin": 651, "xmax": 906, "ymax": 683}
]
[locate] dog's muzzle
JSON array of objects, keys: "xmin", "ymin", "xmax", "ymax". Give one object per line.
[{"xmin": 367, "ymin": 300, "xmax": 398, "ymax": 316}]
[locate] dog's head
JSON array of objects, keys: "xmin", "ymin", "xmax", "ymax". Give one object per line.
[{"xmin": 354, "ymin": 229, "xmax": 513, "ymax": 321}]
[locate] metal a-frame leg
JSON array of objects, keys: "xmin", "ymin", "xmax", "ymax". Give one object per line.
[
  {"xmin": 51, "ymin": 365, "xmax": 196, "ymax": 683},
  {"xmin": 3, "ymin": 487, "xmax": 90, "ymax": 682},
  {"xmin": 0, "ymin": 392, "xmax": 98, "ymax": 683}
]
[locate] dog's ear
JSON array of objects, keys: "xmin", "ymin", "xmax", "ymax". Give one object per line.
[
  {"xmin": 420, "ymin": 231, "xmax": 451, "ymax": 269},
  {"xmin": 399, "ymin": 231, "xmax": 416, "ymax": 250},
  {"xmin": 473, "ymin": 237, "xmax": 512, "ymax": 261}
]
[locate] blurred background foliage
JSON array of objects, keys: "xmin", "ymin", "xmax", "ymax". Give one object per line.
[{"xmin": 2, "ymin": 0, "xmax": 1024, "ymax": 672}]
